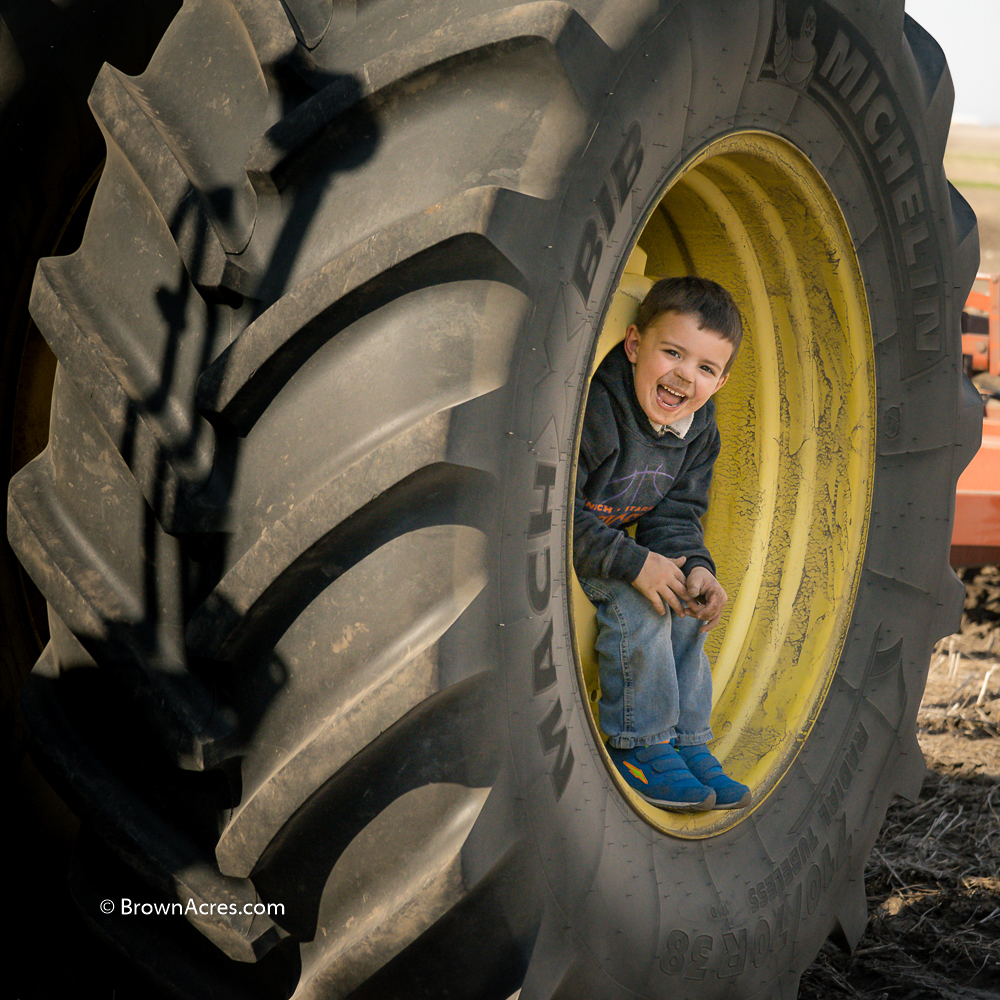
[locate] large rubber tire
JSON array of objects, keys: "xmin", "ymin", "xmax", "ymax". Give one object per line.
[
  {"xmin": 0, "ymin": 0, "xmax": 181, "ymax": 762},
  {"xmin": 7, "ymin": 1, "xmax": 981, "ymax": 998},
  {"xmin": 1, "ymin": 5, "xmax": 181, "ymax": 999}
]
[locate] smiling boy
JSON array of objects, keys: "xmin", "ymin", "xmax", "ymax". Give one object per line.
[{"xmin": 574, "ymin": 276, "xmax": 748, "ymax": 811}]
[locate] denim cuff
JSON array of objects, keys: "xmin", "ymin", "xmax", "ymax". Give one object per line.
[
  {"xmin": 672, "ymin": 727, "xmax": 714, "ymax": 747},
  {"xmin": 606, "ymin": 727, "xmax": 677, "ymax": 750}
]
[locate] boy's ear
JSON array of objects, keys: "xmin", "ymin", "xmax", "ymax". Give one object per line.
[
  {"xmin": 623, "ymin": 324, "xmax": 641, "ymax": 363},
  {"xmin": 712, "ymin": 371, "xmax": 730, "ymax": 393}
]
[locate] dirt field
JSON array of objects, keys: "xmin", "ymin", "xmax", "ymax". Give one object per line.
[{"xmin": 945, "ymin": 124, "xmax": 1000, "ymax": 275}]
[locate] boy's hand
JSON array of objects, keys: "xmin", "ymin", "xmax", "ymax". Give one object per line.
[
  {"xmin": 632, "ymin": 552, "xmax": 689, "ymax": 616},
  {"xmin": 685, "ymin": 566, "xmax": 728, "ymax": 633}
]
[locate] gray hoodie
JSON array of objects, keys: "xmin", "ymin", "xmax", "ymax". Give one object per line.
[{"xmin": 573, "ymin": 342, "xmax": 720, "ymax": 582}]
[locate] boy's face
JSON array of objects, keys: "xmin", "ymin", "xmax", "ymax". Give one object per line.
[{"xmin": 623, "ymin": 311, "xmax": 732, "ymax": 426}]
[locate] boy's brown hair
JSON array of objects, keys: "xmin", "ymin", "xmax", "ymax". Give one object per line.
[{"xmin": 634, "ymin": 276, "xmax": 743, "ymax": 374}]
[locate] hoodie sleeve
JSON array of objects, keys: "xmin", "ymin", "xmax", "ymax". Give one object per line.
[
  {"xmin": 634, "ymin": 420, "xmax": 720, "ymax": 576},
  {"xmin": 572, "ymin": 387, "xmax": 650, "ymax": 583}
]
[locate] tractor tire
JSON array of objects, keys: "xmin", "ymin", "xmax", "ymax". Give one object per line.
[
  {"xmin": 0, "ymin": 0, "xmax": 181, "ymax": 764},
  {"xmin": 7, "ymin": 1, "xmax": 981, "ymax": 999}
]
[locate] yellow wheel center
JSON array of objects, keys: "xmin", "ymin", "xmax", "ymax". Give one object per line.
[{"xmin": 571, "ymin": 131, "xmax": 875, "ymax": 837}]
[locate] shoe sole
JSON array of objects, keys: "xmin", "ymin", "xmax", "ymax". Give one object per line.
[
  {"xmin": 711, "ymin": 790, "xmax": 752, "ymax": 809},
  {"xmin": 635, "ymin": 789, "xmax": 717, "ymax": 812}
]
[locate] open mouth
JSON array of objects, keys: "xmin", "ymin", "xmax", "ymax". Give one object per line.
[{"xmin": 656, "ymin": 384, "xmax": 687, "ymax": 409}]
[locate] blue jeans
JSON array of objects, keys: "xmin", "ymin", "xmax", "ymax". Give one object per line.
[{"xmin": 580, "ymin": 576, "xmax": 714, "ymax": 750}]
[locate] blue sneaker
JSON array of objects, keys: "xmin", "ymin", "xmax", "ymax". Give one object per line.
[
  {"xmin": 606, "ymin": 742, "xmax": 716, "ymax": 811},
  {"xmin": 676, "ymin": 744, "xmax": 751, "ymax": 809}
]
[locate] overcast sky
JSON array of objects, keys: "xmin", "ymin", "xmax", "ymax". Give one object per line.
[{"xmin": 905, "ymin": 0, "xmax": 1000, "ymax": 125}]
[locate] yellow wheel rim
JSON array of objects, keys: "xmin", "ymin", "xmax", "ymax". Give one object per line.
[{"xmin": 571, "ymin": 132, "xmax": 875, "ymax": 837}]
